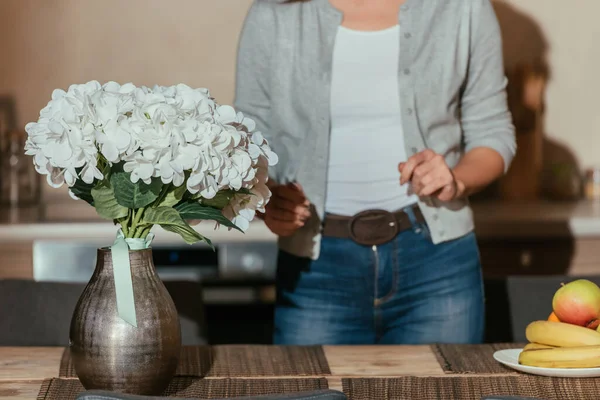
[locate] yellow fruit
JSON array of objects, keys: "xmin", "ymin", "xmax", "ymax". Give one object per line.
[
  {"xmin": 519, "ymin": 345, "xmax": 600, "ymax": 368},
  {"xmin": 523, "ymin": 342, "xmax": 556, "ymax": 351},
  {"xmin": 525, "ymin": 320, "xmax": 600, "ymax": 347}
]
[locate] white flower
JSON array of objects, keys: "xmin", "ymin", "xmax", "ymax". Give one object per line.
[
  {"xmin": 24, "ymin": 82, "xmax": 102, "ymax": 188},
  {"xmin": 156, "ymin": 138, "xmax": 200, "ymax": 187},
  {"xmin": 80, "ymin": 157, "xmax": 104, "ymax": 184},
  {"xmin": 102, "ymin": 81, "xmax": 136, "ymax": 95},
  {"xmin": 249, "ymin": 131, "xmax": 279, "ymax": 167},
  {"xmin": 25, "ymin": 80, "xmax": 279, "ymax": 237},
  {"xmin": 123, "ymin": 152, "xmax": 155, "ymax": 184},
  {"xmin": 220, "ymin": 154, "xmax": 273, "ymax": 232},
  {"xmin": 187, "ymin": 172, "xmax": 218, "ymax": 199},
  {"xmin": 134, "ymin": 112, "xmax": 174, "ymax": 152},
  {"xmin": 95, "ymin": 118, "xmax": 133, "ymax": 162}
]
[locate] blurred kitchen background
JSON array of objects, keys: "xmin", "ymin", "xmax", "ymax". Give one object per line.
[{"xmin": 0, "ymin": 0, "xmax": 600, "ymax": 346}]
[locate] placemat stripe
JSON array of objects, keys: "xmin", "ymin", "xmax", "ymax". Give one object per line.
[
  {"xmin": 342, "ymin": 376, "xmax": 600, "ymax": 400},
  {"xmin": 36, "ymin": 379, "xmax": 52, "ymax": 400},
  {"xmin": 430, "ymin": 343, "xmax": 526, "ymax": 374},
  {"xmin": 207, "ymin": 345, "xmax": 331, "ymax": 377},
  {"xmin": 59, "ymin": 345, "xmax": 331, "ymax": 378},
  {"xmin": 58, "ymin": 347, "xmax": 74, "ymax": 378},
  {"xmin": 38, "ymin": 377, "xmax": 329, "ymax": 400}
]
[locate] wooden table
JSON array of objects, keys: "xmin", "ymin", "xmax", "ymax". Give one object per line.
[{"xmin": 0, "ymin": 345, "xmax": 445, "ymax": 399}]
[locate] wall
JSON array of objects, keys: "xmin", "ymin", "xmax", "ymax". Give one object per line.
[
  {"xmin": 0, "ymin": 0, "xmax": 254, "ymax": 201},
  {"xmin": 0, "ymin": 0, "xmax": 599, "ymax": 203},
  {"xmin": 494, "ymin": 0, "xmax": 600, "ymax": 173}
]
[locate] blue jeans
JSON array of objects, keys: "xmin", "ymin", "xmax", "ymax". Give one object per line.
[{"xmin": 273, "ymin": 208, "xmax": 485, "ymax": 345}]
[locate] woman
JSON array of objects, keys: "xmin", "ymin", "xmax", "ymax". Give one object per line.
[{"xmin": 234, "ymin": 0, "xmax": 516, "ymax": 345}]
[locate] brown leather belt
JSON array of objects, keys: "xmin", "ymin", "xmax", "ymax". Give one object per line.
[{"xmin": 322, "ymin": 205, "xmax": 426, "ymax": 246}]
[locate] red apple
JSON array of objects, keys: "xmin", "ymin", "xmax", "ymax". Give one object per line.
[{"xmin": 552, "ymin": 279, "xmax": 600, "ymax": 329}]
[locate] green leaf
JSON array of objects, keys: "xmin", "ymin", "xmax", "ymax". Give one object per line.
[
  {"xmin": 91, "ymin": 184, "xmax": 128, "ymax": 220},
  {"xmin": 100, "ymin": 162, "xmax": 112, "ymax": 183},
  {"xmin": 161, "ymin": 224, "xmax": 212, "ymax": 248},
  {"xmin": 199, "ymin": 190, "xmax": 236, "ymax": 209},
  {"xmin": 70, "ymin": 179, "xmax": 95, "ymax": 206},
  {"xmin": 156, "ymin": 185, "xmax": 187, "ymax": 208},
  {"xmin": 195, "ymin": 188, "xmax": 253, "ymax": 207},
  {"xmin": 142, "ymin": 206, "xmax": 210, "ymax": 246},
  {"xmin": 110, "ymin": 172, "xmax": 163, "ymax": 209},
  {"xmin": 175, "ymin": 201, "xmax": 243, "ymax": 232},
  {"xmin": 174, "ymin": 183, "xmax": 188, "ymax": 198}
]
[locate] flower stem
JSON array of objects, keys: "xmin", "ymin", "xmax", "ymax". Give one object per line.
[
  {"xmin": 143, "ymin": 226, "xmax": 153, "ymax": 237},
  {"xmin": 121, "ymin": 222, "xmax": 129, "ymax": 237},
  {"xmin": 126, "ymin": 208, "xmax": 146, "ymax": 239},
  {"xmin": 135, "ymin": 225, "xmax": 153, "ymax": 239},
  {"xmin": 119, "ymin": 210, "xmax": 133, "ymax": 237},
  {"xmin": 133, "ymin": 208, "xmax": 145, "ymax": 226}
]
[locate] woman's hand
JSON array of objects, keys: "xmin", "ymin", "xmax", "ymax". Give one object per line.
[
  {"xmin": 260, "ymin": 182, "xmax": 311, "ymax": 237},
  {"xmin": 398, "ymin": 149, "xmax": 466, "ymax": 202}
]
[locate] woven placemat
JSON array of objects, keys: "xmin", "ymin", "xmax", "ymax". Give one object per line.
[
  {"xmin": 38, "ymin": 377, "xmax": 329, "ymax": 400},
  {"xmin": 342, "ymin": 376, "xmax": 600, "ymax": 400},
  {"xmin": 430, "ymin": 342, "xmax": 526, "ymax": 374},
  {"xmin": 60, "ymin": 345, "xmax": 331, "ymax": 378}
]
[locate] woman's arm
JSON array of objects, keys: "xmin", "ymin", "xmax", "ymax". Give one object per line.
[
  {"xmin": 399, "ymin": 0, "xmax": 516, "ymax": 201},
  {"xmin": 234, "ymin": 1, "xmax": 310, "ymax": 235},
  {"xmin": 454, "ymin": 0, "xmax": 516, "ymax": 194},
  {"xmin": 452, "ymin": 147, "xmax": 505, "ymax": 198},
  {"xmin": 234, "ymin": 0, "xmax": 279, "ymax": 184}
]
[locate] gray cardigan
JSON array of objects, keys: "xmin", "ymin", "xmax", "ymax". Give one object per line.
[{"xmin": 234, "ymin": 0, "xmax": 516, "ymax": 260}]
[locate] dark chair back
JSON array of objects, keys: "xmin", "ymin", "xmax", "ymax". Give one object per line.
[{"xmin": 0, "ymin": 279, "xmax": 207, "ymax": 346}]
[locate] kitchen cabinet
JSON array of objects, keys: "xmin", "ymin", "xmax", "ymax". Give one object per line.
[
  {"xmin": 478, "ymin": 236, "xmax": 600, "ymax": 278},
  {"xmin": 478, "ymin": 237, "xmax": 575, "ymax": 277},
  {"xmin": 0, "ymin": 243, "xmax": 33, "ymax": 279},
  {"xmin": 471, "ymin": 200, "xmax": 600, "ymax": 277}
]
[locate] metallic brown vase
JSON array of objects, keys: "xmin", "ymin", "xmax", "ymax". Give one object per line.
[{"xmin": 69, "ymin": 248, "xmax": 181, "ymax": 395}]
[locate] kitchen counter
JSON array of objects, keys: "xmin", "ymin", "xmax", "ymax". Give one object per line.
[
  {"xmin": 0, "ymin": 199, "xmax": 598, "ymax": 280},
  {"xmin": 471, "ymin": 199, "xmax": 600, "ymax": 238},
  {"xmin": 0, "ymin": 199, "xmax": 598, "ymax": 245},
  {"xmin": 0, "ymin": 202, "xmax": 276, "ymax": 245}
]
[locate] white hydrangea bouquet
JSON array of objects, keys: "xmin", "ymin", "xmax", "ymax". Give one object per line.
[
  {"xmin": 24, "ymin": 81, "xmax": 278, "ymax": 327},
  {"xmin": 24, "ymin": 81, "xmax": 278, "ymax": 246}
]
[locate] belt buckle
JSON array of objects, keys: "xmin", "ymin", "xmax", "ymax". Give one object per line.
[{"xmin": 348, "ymin": 209, "xmax": 399, "ymax": 246}]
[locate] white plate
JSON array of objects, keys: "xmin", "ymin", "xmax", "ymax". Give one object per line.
[{"xmin": 493, "ymin": 348, "xmax": 600, "ymax": 377}]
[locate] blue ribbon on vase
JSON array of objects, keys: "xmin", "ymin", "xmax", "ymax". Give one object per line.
[{"xmin": 110, "ymin": 229, "xmax": 155, "ymax": 328}]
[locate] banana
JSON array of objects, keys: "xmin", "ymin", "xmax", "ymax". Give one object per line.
[
  {"xmin": 525, "ymin": 320, "xmax": 600, "ymax": 347},
  {"xmin": 523, "ymin": 342, "xmax": 556, "ymax": 351},
  {"xmin": 519, "ymin": 345, "xmax": 600, "ymax": 368}
]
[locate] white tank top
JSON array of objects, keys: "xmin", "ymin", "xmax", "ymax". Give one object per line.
[{"xmin": 325, "ymin": 25, "xmax": 418, "ymax": 216}]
